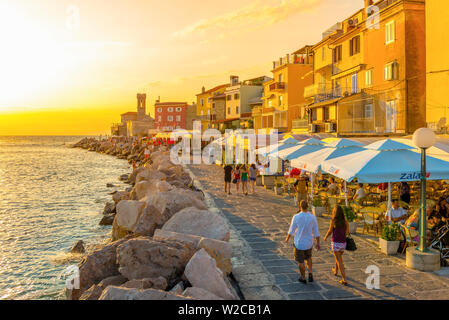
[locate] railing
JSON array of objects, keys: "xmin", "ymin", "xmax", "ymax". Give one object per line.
[
  {"xmin": 292, "ymin": 119, "xmax": 309, "ymax": 130},
  {"xmin": 269, "ymin": 82, "xmax": 286, "ymax": 91},
  {"xmin": 304, "ymin": 84, "xmax": 358, "ymax": 103},
  {"xmin": 273, "ymin": 54, "xmax": 311, "ymax": 69}
]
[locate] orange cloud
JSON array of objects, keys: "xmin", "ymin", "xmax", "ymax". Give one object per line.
[{"xmin": 174, "ymin": 0, "xmax": 321, "ymax": 38}]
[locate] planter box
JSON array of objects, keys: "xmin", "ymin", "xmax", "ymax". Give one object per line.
[
  {"xmin": 312, "ymin": 206, "xmax": 327, "ymax": 217},
  {"xmin": 348, "ymin": 222, "xmax": 357, "ymax": 234},
  {"xmin": 262, "ymin": 175, "xmax": 275, "ymax": 189},
  {"xmin": 274, "ymin": 187, "xmax": 283, "ymax": 195},
  {"xmin": 379, "ymin": 238, "xmax": 400, "ymax": 255}
]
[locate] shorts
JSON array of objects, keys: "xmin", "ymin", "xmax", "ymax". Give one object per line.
[
  {"xmin": 293, "ymin": 247, "xmax": 312, "ymax": 263},
  {"xmin": 332, "ymin": 241, "xmax": 346, "ymax": 252},
  {"xmin": 250, "ymin": 177, "xmax": 256, "ymax": 181},
  {"xmin": 241, "ymin": 177, "xmax": 248, "ymax": 182},
  {"xmin": 225, "ymin": 175, "xmax": 232, "ymax": 183}
]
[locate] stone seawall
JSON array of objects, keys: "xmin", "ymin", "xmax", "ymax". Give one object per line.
[{"xmin": 68, "ymin": 137, "xmax": 240, "ymax": 300}]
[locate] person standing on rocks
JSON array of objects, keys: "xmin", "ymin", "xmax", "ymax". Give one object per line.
[
  {"xmin": 285, "ymin": 200, "xmax": 320, "ymax": 284},
  {"xmin": 224, "ymin": 163, "xmax": 233, "ymax": 195}
]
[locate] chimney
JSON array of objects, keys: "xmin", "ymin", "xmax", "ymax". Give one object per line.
[
  {"xmin": 230, "ymin": 75, "xmax": 239, "ymax": 86},
  {"xmin": 202, "ymin": 86, "xmax": 205, "ymax": 93}
]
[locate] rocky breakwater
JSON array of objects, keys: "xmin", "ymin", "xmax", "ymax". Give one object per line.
[
  {"xmin": 72, "ymin": 137, "xmax": 148, "ymax": 163},
  {"xmin": 67, "ymin": 146, "xmax": 239, "ymax": 300}
]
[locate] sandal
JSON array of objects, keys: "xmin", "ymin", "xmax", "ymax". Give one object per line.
[
  {"xmin": 332, "ymin": 267, "xmax": 338, "ymax": 276},
  {"xmin": 339, "ymin": 280, "xmax": 348, "ymax": 286}
]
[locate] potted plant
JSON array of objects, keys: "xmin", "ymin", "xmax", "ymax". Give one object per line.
[
  {"xmin": 274, "ymin": 182, "xmax": 284, "ymax": 195},
  {"xmin": 312, "ymin": 196, "xmax": 326, "ymax": 217},
  {"xmin": 342, "ymin": 206, "xmax": 357, "ymax": 234},
  {"xmin": 379, "ymin": 223, "xmax": 400, "ymax": 255}
]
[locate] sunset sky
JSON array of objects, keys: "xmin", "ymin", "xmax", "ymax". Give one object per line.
[{"xmin": 0, "ymin": 0, "xmax": 362, "ymax": 135}]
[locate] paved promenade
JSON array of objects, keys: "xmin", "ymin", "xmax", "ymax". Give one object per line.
[{"xmin": 188, "ymin": 163, "xmax": 449, "ymax": 300}]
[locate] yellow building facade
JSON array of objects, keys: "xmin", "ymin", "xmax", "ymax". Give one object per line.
[
  {"xmin": 196, "ymin": 84, "xmax": 228, "ymax": 130},
  {"xmin": 426, "ymin": 0, "xmax": 449, "ymax": 132},
  {"xmin": 254, "ymin": 48, "xmax": 313, "ymax": 133}
]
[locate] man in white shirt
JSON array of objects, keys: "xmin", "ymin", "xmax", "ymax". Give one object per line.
[
  {"xmin": 386, "ymin": 199, "xmax": 408, "ymax": 223},
  {"xmin": 353, "ymin": 183, "xmax": 366, "ymax": 203},
  {"xmin": 285, "ymin": 200, "xmax": 321, "ymax": 284}
]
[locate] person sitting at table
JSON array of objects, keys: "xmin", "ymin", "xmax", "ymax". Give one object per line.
[
  {"xmin": 386, "ymin": 199, "xmax": 408, "ymax": 224},
  {"xmin": 436, "ymin": 197, "xmax": 449, "ymax": 220},
  {"xmin": 377, "ymin": 183, "xmax": 388, "ymax": 193},
  {"xmin": 401, "ymin": 205, "xmax": 437, "ymax": 242},
  {"xmin": 327, "ymin": 177, "xmax": 338, "ymax": 196},
  {"xmin": 318, "ymin": 175, "xmax": 329, "ymax": 188},
  {"xmin": 353, "ymin": 183, "xmax": 366, "ymax": 204},
  {"xmin": 399, "ymin": 182, "xmax": 411, "ymax": 204}
]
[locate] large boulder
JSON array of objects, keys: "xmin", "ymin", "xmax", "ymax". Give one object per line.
[
  {"xmin": 153, "ymin": 229, "xmax": 232, "ymax": 275},
  {"xmin": 112, "ymin": 191, "xmax": 129, "ymax": 204},
  {"xmin": 111, "ymin": 200, "xmax": 146, "ymax": 241},
  {"xmin": 135, "ymin": 179, "xmax": 173, "ymax": 200},
  {"xmin": 102, "ymin": 202, "xmax": 116, "ymax": 215},
  {"xmin": 69, "ymin": 239, "xmax": 127, "ymax": 300},
  {"xmin": 129, "ymin": 167, "xmax": 146, "ymax": 185},
  {"xmin": 121, "ymin": 276, "xmax": 167, "ymax": 290},
  {"xmin": 136, "ymin": 168, "xmax": 166, "ymax": 183},
  {"xmin": 99, "ymin": 214, "xmax": 115, "ymax": 226},
  {"xmin": 79, "ymin": 275, "xmax": 127, "ymax": 300},
  {"xmin": 184, "ymin": 249, "xmax": 236, "ymax": 300},
  {"xmin": 183, "ymin": 287, "xmax": 224, "ymax": 300},
  {"xmin": 99, "ymin": 286, "xmax": 192, "ymax": 300},
  {"xmin": 132, "ymin": 189, "xmax": 207, "ymax": 237},
  {"xmin": 70, "ymin": 240, "xmax": 85, "ymax": 254},
  {"xmin": 162, "ymin": 207, "xmax": 230, "ymax": 242},
  {"xmin": 116, "ymin": 237, "xmax": 195, "ymax": 283}
]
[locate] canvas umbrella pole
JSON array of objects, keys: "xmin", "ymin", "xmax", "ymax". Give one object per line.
[
  {"xmin": 388, "ymin": 182, "xmax": 392, "ymax": 225},
  {"xmin": 344, "ymin": 181, "xmax": 348, "ymax": 206}
]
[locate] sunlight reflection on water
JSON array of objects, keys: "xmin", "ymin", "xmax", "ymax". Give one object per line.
[{"xmin": 0, "ymin": 136, "xmax": 129, "ymax": 300}]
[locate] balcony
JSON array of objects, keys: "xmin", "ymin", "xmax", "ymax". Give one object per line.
[
  {"xmin": 304, "ymin": 84, "xmax": 358, "ymax": 104},
  {"xmin": 269, "ymin": 82, "xmax": 286, "ymax": 91},
  {"xmin": 273, "ymin": 53, "xmax": 311, "ymax": 69}
]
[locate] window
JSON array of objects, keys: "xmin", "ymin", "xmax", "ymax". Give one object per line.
[
  {"xmin": 227, "ymin": 95, "xmax": 232, "ymax": 101},
  {"xmin": 322, "ymin": 47, "xmax": 326, "ymax": 61},
  {"xmin": 157, "ymin": 108, "xmax": 162, "ymax": 113},
  {"xmin": 365, "ymin": 104, "xmax": 373, "ymax": 119},
  {"xmin": 234, "ymin": 93, "xmax": 239, "ymax": 100},
  {"xmin": 176, "ymin": 115, "xmax": 181, "ymax": 122},
  {"xmin": 228, "ymin": 107, "xmax": 231, "ymax": 114},
  {"xmin": 212, "ymin": 103, "xmax": 215, "ymax": 109},
  {"xmin": 365, "ymin": 69, "xmax": 373, "ymax": 87},
  {"xmin": 349, "ymin": 35, "xmax": 360, "ymax": 56},
  {"xmin": 384, "ymin": 62, "xmax": 398, "ymax": 81},
  {"xmin": 200, "ymin": 99, "xmax": 204, "ymax": 106},
  {"xmin": 176, "ymin": 107, "xmax": 182, "ymax": 112},
  {"xmin": 168, "ymin": 107, "xmax": 173, "ymax": 112},
  {"xmin": 268, "ymin": 100, "xmax": 273, "ymax": 108},
  {"xmin": 236, "ymin": 106, "xmax": 239, "ymax": 114},
  {"xmin": 386, "ymin": 21, "xmax": 395, "ymax": 44},
  {"xmin": 207, "ymin": 109, "xmax": 210, "ymax": 115},
  {"xmin": 279, "ymin": 74, "xmax": 283, "ymax": 83},
  {"xmin": 208, "ymin": 97, "xmax": 211, "ymax": 103},
  {"xmin": 332, "ymin": 45, "xmax": 342, "ymax": 63},
  {"xmin": 158, "ymin": 116, "xmax": 161, "ymax": 121},
  {"xmin": 167, "ymin": 116, "xmax": 173, "ymax": 121},
  {"xmin": 351, "ymin": 73, "xmax": 358, "ymax": 94},
  {"xmin": 200, "ymin": 110, "xmax": 203, "ymax": 116}
]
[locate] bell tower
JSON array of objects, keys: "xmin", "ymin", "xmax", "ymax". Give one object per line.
[{"xmin": 137, "ymin": 93, "xmax": 146, "ymax": 119}]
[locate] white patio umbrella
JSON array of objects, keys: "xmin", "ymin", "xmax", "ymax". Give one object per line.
[{"xmin": 321, "ymin": 139, "xmax": 449, "ymax": 223}]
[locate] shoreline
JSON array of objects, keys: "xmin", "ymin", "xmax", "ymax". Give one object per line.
[{"xmin": 68, "ymin": 137, "xmax": 242, "ymax": 300}]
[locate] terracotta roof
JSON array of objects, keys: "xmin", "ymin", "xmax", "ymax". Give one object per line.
[{"xmin": 197, "ymin": 84, "xmax": 229, "ymax": 96}]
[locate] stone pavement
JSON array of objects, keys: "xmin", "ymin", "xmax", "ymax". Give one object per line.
[{"xmin": 187, "ymin": 163, "xmax": 449, "ymax": 300}]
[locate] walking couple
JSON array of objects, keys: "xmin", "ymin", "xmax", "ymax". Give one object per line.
[{"xmin": 286, "ymin": 201, "xmax": 349, "ymax": 285}]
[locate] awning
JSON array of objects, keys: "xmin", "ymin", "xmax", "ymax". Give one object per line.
[
  {"xmin": 331, "ymin": 64, "xmax": 365, "ymax": 80},
  {"xmin": 308, "ymin": 98, "xmax": 340, "ymax": 109}
]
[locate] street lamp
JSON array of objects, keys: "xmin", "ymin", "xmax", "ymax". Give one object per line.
[{"xmin": 412, "ymin": 128, "xmax": 436, "ymax": 252}]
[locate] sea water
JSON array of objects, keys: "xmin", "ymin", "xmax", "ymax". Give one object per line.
[{"xmin": 0, "ymin": 136, "xmax": 129, "ymax": 299}]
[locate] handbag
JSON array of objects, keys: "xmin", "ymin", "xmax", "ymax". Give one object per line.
[
  {"xmin": 232, "ymin": 179, "xmax": 237, "ymax": 184},
  {"xmin": 346, "ymin": 235, "xmax": 357, "ymax": 251}
]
